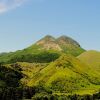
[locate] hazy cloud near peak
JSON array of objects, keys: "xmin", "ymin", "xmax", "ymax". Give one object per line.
[{"xmin": 0, "ymin": 0, "xmax": 28, "ymax": 13}]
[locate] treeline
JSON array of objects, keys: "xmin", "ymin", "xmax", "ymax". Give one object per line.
[
  {"xmin": 6, "ymin": 51, "xmax": 60, "ymax": 64},
  {"xmin": 32, "ymin": 91, "xmax": 100, "ymax": 100},
  {"xmin": 0, "ymin": 87, "xmax": 35, "ymax": 100},
  {"xmin": 0, "ymin": 84, "xmax": 52, "ymax": 100},
  {"xmin": 1, "ymin": 88, "xmax": 100, "ymax": 100}
]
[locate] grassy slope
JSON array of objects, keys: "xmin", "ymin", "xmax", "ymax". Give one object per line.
[
  {"xmin": 0, "ymin": 45, "xmax": 84, "ymax": 64},
  {"xmin": 78, "ymin": 50, "xmax": 100, "ymax": 71},
  {"xmin": 0, "ymin": 45, "xmax": 40, "ymax": 62},
  {"xmin": 21, "ymin": 54, "xmax": 100, "ymax": 95},
  {"xmin": 0, "ymin": 45, "xmax": 61, "ymax": 63},
  {"xmin": 2, "ymin": 52, "xmax": 100, "ymax": 96},
  {"xmin": 17, "ymin": 62, "xmax": 48, "ymax": 86}
]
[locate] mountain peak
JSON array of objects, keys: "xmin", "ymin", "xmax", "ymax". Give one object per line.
[
  {"xmin": 57, "ymin": 35, "xmax": 80, "ymax": 47},
  {"xmin": 44, "ymin": 35, "xmax": 55, "ymax": 39},
  {"xmin": 34, "ymin": 35, "xmax": 84, "ymax": 55},
  {"xmin": 36, "ymin": 35, "xmax": 55, "ymax": 44},
  {"xmin": 36, "ymin": 35, "xmax": 62, "ymax": 51}
]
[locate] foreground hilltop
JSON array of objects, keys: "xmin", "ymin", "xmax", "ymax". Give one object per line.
[
  {"xmin": 0, "ymin": 35, "xmax": 85, "ymax": 64},
  {"xmin": 78, "ymin": 50, "xmax": 100, "ymax": 70}
]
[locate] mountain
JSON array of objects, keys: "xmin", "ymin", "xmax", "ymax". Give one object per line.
[
  {"xmin": 57, "ymin": 35, "xmax": 80, "ymax": 47},
  {"xmin": 35, "ymin": 35, "xmax": 81, "ymax": 51},
  {"xmin": 35, "ymin": 35, "xmax": 62, "ymax": 51},
  {"xmin": 0, "ymin": 35, "xmax": 85, "ymax": 64},
  {"xmin": 78, "ymin": 50, "xmax": 100, "ymax": 71},
  {"xmin": 56, "ymin": 35, "xmax": 84, "ymax": 55},
  {"xmin": 35, "ymin": 35, "xmax": 84, "ymax": 55},
  {"xmin": 0, "ymin": 35, "xmax": 100, "ymax": 99}
]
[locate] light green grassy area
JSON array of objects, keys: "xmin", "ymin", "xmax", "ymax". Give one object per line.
[
  {"xmin": 16, "ymin": 54, "xmax": 100, "ymax": 95},
  {"xmin": 78, "ymin": 50, "xmax": 100, "ymax": 71}
]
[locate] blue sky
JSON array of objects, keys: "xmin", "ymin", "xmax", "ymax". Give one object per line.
[{"xmin": 0, "ymin": 0, "xmax": 100, "ymax": 52}]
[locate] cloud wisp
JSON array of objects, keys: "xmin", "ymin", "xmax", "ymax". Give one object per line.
[{"xmin": 0, "ymin": 0, "xmax": 28, "ymax": 13}]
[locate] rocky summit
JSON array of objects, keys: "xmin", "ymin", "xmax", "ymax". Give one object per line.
[{"xmin": 35, "ymin": 35, "xmax": 84, "ymax": 55}]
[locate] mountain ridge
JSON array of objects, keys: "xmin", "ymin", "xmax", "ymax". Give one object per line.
[
  {"xmin": 0, "ymin": 35, "xmax": 85, "ymax": 64},
  {"xmin": 35, "ymin": 35, "xmax": 81, "ymax": 51}
]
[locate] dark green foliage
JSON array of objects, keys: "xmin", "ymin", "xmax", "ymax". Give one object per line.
[
  {"xmin": 32, "ymin": 93, "xmax": 98, "ymax": 100},
  {"xmin": 0, "ymin": 87, "xmax": 35, "ymax": 100},
  {"xmin": 0, "ymin": 65, "xmax": 22, "ymax": 87},
  {"xmin": 32, "ymin": 93, "xmax": 53, "ymax": 100},
  {"xmin": 0, "ymin": 81, "xmax": 100, "ymax": 100},
  {"xmin": 93, "ymin": 91, "xmax": 100, "ymax": 100},
  {"xmin": 8, "ymin": 51, "xmax": 60, "ymax": 63},
  {"xmin": 22, "ymin": 87, "xmax": 35, "ymax": 99}
]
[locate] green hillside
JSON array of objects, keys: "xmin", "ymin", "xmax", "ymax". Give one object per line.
[
  {"xmin": 78, "ymin": 50, "xmax": 100, "ymax": 71},
  {"xmin": 20, "ymin": 54, "xmax": 100, "ymax": 95}
]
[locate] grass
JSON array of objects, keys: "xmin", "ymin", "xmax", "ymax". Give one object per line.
[
  {"xmin": 78, "ymin": 50, "xmax": 100, "ymax": 71},
  {"xmin": 1, "ymin": 52, "xmax": 100, "ymax": 96},
  {"xmin": 20, "ymin": 54, "xmax": 100, "ymax": 95}
]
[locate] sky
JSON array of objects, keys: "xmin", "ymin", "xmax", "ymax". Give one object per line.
[{"xmin": 0, "ymin": 0, "xmax": 100, "ymax": 52}]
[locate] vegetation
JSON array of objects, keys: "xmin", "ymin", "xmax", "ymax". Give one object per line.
[
  {"xmin": 0, "ymin": 35, "xmax": 100, "ymax": 99},
  {"xmin": 26, "ymin": 54, "xmax": 100, "ymax": 93},
  {"xmin": 78, "ymin": 50, "xmax": 100, "ymax": 71},
  {"xmin": 0, "ymin": 35, "xmax": 85, "ymax": 64}
]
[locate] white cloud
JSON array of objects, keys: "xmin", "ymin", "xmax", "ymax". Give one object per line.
[
  {"xmin": 0, "ymin": 3, "xmax": 7, "ymax": 13},
  {"xmin": 0, "ymin": 0, "xmax": 28, "ymax": 13}
]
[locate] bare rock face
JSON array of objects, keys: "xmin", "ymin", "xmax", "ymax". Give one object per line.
[
  {"xmin": 35, "ymin": 35, "xmax": 82, "ymax": 52},
  {"xmin": 36, "ymin": 35, "xmax": 62, "ymax": 51}
]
